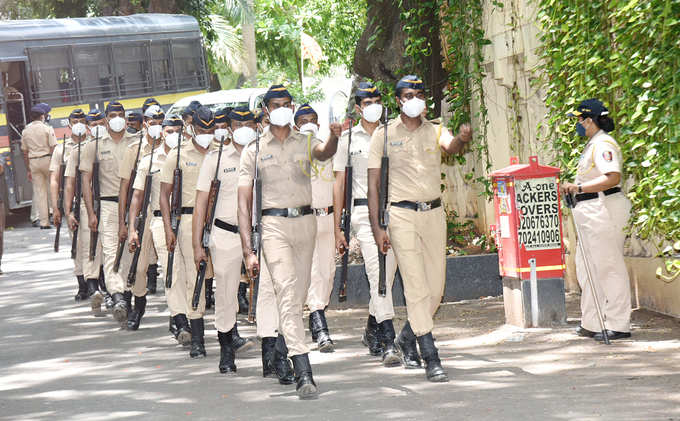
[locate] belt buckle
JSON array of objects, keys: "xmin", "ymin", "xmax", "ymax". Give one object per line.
[
  {"xmin": 287, "ymin": 207, "xmax": 301, "ymax": 218},
  {"xmin": 417, "ymin": 201, "xmax": 431, "ymax": 211},
  {"xmin": 316, "ymin": 208, "xmax": 328, "ymax": 217}
]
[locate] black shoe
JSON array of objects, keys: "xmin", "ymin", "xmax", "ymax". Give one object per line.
[
  {"xmin": 104, "ymin": 293, "xmax": 114, "ymax": 310},
  {"xmin": 417, "ymin": 333, "xmax": 449, "ymax": 382},
  {"xmin": 576, "ymin": 325, "xmax": 596, "ymax": 337},
  {"xmin": 237, "ymin": 282, "xmax": 249, "ymax": 315},
  {"xmin": 594, "ymin": 330, "xmax": 631, "ymax": 341},
  {"xmin": 362, "ymin": 315, "xmax": 383, "ymax": 356},
  {"xmin": 396, "ymin": 322, "xmax": 422, "ymax": 369},
  {"xmin": 98, "ymin": 266, "xmax": 107, "ymax": 292},
  {"xmin": 261, "ymin": 337, "xmax": 277, "ymax": 378},
  {"xmin": 231, "ymin": 323, "xmax": 256, "ymax": 354},
  {"xmin": 175, "ymin": 314, "xmax": 192, "ymax": 345},
  {"xmin": 218, "ymin": 329, "xmax": 237, "ymax": 374},
  {"xmin": 123, "ymin": 291, "xmax": 132, "ymax": 312},
  {"xmin": 112, "ymin": 292, "xmax": 128, "ymax": 324},
  {"xmin": 87, "ymin": 278, "xmax": 103, "ymax": 315},
  {"xmin": 189, "ymin": 318, "xmax": 207, "ymax": 358},
  {"xmin": 273, "ymin": 334, "xmax": 295, "ymax": 385},
  {"xmin": 126, "ymin": 295, "xmax": 146, "ymax": 331},
  {"xmin": 291, "ymin": 354, "xmax": 318, "ymax": 400},
  {"xmin": 169, "ymin": 316, "xmax": 178, "ymax": 338},
  {"xmin": 205, "ymin": 278, "xmax": 214, "ymax": 310},
  {"xmin": 74, "ymin": 275, "xmax": 89, "ymax": 301},
  {"xmin": 40, "ymin": 225, "xmax": 52, "ymax": 229},
  {"xmin": 146, "ymin": 264, "xmax": 158, "ymax": 295},
  {"xmin": 32, "ymin": 220, "xmax": 39, "ymax": 227},
  {"xmin": 309, "ymin": 310, "xmax": 334, "ymax": 353},
  {"xmin": 379, "ymin": 319, "xmax": 401, "ymax": 367}
]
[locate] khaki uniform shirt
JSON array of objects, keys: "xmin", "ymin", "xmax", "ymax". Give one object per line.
[
  {"xmin": 160, "ymin": 141, "xmax": 209, "ymax": 208},
  {"xmin": 79, "ymin": 134, "xmax": 130, "ymax": 197},
  {"xmin": 575, "ymin": 130, "xmax": 623, "ymax": 186},
  {"xmin": 332, "ymin": 123, "xmax": 372, "ymax": 200},
  {"xmin": 238, "ymin": 129, "xmax": 322, "ymax": 209},
  {"xmin": 197, "ymin": 143, "xmax": 242, "ymax": 225},
  {"xmin": 133, "ymin": 147, "xmax": 167, "ymax": 212},
  {"xmin": 64, "ymin": 138, "xmax": 91, "ymax": 178},
  {"xmin": 21, "ymin": 120, "xmax": 57, "ymax": 158},
  {"xmin": 49, "ymin": 138, "xmax": 75, "ymax": 173},
  {"xmin": 367, "ymin": 116, "xmax": 451, "ymax": 203},
  {"xmin": 117, "ymin": 132, "xmax": 147, "ymax": 180}
]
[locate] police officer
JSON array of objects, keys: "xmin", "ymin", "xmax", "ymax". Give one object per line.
[
  {"xmin": 367, "ymin": 75, "xmax": 471, "ymax": 383},
  {"xmin": 127, "ymin": 112, "xmax": 143, "ymax": 134},
  {"xmin": 21, "ymin": 102, "xmax": 57, "ymax": 229},
  {"xmin": 237, "ymin": 85, "xmax": 340, "ymax": 400},
  {"xmin": 293, "ymin": 104, "xmax": 336, "ymax": 353},
  {"xmin": 562, "ymin": 99, "xmax": 632, "ymax": 341},
  {"xmin": 160, "ymin": 106, "xmax": 215, "ymax": 358},
  {"xmin": 334, "ymin": 82, "xmax": 400, "ymax": 366}
]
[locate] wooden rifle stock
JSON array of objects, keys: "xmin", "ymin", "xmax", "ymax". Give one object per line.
[
  {"xmin": 127, "ymin": 143, "xmax": 155, "ymax": 287},
  {"xmin": 338, "ymin": 118, "xmax": 354, "ymax": 302},
  {"xmin": 54, "ymin": 136, "xmax": 66, "ymax": 253},
  {"xmin": 165, "ymin": 131, "xmax": 183, "ymax": 289},
  {"xmin": 378, "ymin": 110, "xmax": 389, "ymax": 297},
  {"xmin": 70, "ymin": 140, "xmax": 82, "ymax": 260},
  {"xmin": 248, "ymin": 129, "xmax": 262, "ymax": 323},
  {"xmin": 89, "ymin": 133, "xmax": 100, "ymax": 261}
]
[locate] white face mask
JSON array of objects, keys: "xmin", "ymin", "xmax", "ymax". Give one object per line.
[
  {"xmin": 71, "ymin": 122, "xmax": 87, "ymax": 137},
  {"xmin": 108, "ymin": 116, "xmax": 126, "ymax": 132},
  {"xmin": 362, "ymin": 103, "xmax": 383, "ymax": 123},
  {"xmin": 298, "ymin": 122, "xmax": 319, "ymax": 136},
  {"xmin": 232, "ymin": 127, "xmax": 256, "ymax": 146},
  {"xmin": 214, "ymin": 128, "xmax": 229, "ymax": 142},
  {"xmin": 195, "ymin": 133, "xmax": 214, "ymax": 148},
  {"xmin": 268, "ymin": 106, "xmax": 293, "ymax": 127},
  {"xmin": 147, "ymin": 124, "xmax": 162, "ymax": 140},
  {"xmin": 401, "ymin": 97, "xmax": 426, "ymax": 118},
  {"xmin": 90, "ymin": 125, "xmax": 107, "ymax": 139},
  {"xmin": 164, "ymin": 132, "xmax": 179, "ymax": 149}
]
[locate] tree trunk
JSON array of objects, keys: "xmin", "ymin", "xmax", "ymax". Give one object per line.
[{"xmin": 241, "ymin": 0, "xmax": 257, "ymax": 84}]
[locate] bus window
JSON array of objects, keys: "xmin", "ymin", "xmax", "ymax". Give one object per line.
[
  {"xmin": 28, "ymin": 47, "xmax": 77, "ymax": 105},
  {"xmin": 151, "ymin": 41, "xmax": 173, "ymax": 92},
  {"xmin": 73, "ymin": 45, "xmax": 115, "ymax": 103},
  {"xmin": 113, "ymin": 42, "xmax": 151, "ymax": 98},
  {"xmin": 172, "ymin": 39, "xmax": 204, "ymax": 90}
]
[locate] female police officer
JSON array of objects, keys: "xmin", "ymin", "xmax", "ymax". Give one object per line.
[{"xmin": 561, "ymin": 99, "xmax": 632, "ymax": 341}]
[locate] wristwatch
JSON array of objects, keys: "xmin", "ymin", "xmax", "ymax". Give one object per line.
[{"xmin": 577, "ymin": 184, "xmax": 583, "ymax": 194}]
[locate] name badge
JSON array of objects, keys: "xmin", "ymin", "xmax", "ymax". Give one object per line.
[
  {"xmin": 350, "ymin": 149, "xmax": 363, "ymax": 156},
  {"xmin": 100, "ymin": 150, "xmax": 112, "ymax": 155},
  {"xmin": 224, "ymin": 167, "xmax": 237, "ymax": 173},
  {"xmin": 261, "ymin": 154, "xmax": 273, "ymax": 161},
  {"xmin": 185, "ymin": 161, "xmax": 197, "ymax": 167},
  {"xmin": 390, "ymin": 140, "xmax": 403, "ymax": 147}
]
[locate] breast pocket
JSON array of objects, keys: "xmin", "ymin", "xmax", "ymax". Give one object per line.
[{"xmin": 389, "ymin": 141, "xmax": 413, "ymax": 166}]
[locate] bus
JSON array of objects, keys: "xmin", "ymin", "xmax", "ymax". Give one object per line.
[{"xmin": 0, "ymin": 13, "xmax": 209, "ymax": 211}]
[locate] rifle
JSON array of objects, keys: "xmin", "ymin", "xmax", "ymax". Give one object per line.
[
  {"xmin": 377, "ymin": 108, "xmax": 389, "ymax": 297},
  {"xmin": 165, "ymin": 130, "xmax": 183, "ymax": 289},
  {"xmin": 70, "ymin": 139, "xmax": 82, "ymax": 260},
  {"xmin": 114, "ymin": 132, "xmax": 144, "ymax": 272},
  {"xmin": 89, "ymin": 132, "xmax": 101, "ymax": 261},
  {"xmin": 192, "ymin": 135, "xmax": 226, "ymax": 310},
  {"xmin": 248, "ymin": 128, "xmax": 262, "ymax": 323},
  {"xmin": 127, "ymin": 142, "xmax": 156, "ymax": 287},
  {"xmin": 338, "ymin": 118, "xmax": 354, "ymax": 302},
  {"xmin": 54, "ymin": 136, "xmax": 66, "ymax": 253}
]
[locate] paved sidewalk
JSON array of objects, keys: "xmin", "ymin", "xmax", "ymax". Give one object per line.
[{"xmin": 1, "ymin": 219, "xmax": 679, "ymax": 421}]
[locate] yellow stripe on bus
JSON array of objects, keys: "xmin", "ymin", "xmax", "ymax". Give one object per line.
[
  {"xmin": 0, "ymin": 113, "xmax": 6, "ymax": 126},
  {"xmin": 502, "ymin": 264, "xmax": 566, "ymax": 273},
  {"xmin": 51, "ymin": 104, "xmax": 91, "ymax": 119},
  {"xmin": 105, "ymin": 90, "xmax": 207, "ymax": 112},
  {"xmin": 0, "ymin": 146, "xmax": 10, "ymax": 153}
]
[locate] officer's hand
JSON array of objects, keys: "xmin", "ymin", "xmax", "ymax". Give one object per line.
[
  {"xmin": 561, "ymin": 182, "xmax": 579, "ymax": 195},
  {"xmin": 245, "ymin": 252, "xmax": 259, "ymax": 280},
  {"xmin": 335, "ymin": 228, "xmax": 349, "ymax": 256},
  {"xmin": 374, "ymin": 229, "xmax": 391, "ymax": 254},
  {"xmin": 458, "ymin": 123, "xmax": 472, "ymax": 143},
  {"xmin": 165, "ymin": 231, "xmax": 177, "ymax": 252},
  {"xmin": 67, "ymin": 213, "xmax": 78, "ymax": 231},
  {"xmin": 194, "ymin": 247, "xmax": 207, "ymax": 270},
  {"xmin": 88, "ymin": 213, "xmax": 98, "ymax": 232},
  {"xmin": 128, "ymin": 229, "xmax": 139, "ymax": 253},
  {"xmin": 329, "ymin": 122, "xmax": 343, "ymax": 140},
  {"xmin": 53, "ymin": 209, "xmax": 62, "ymax": 226},
  {"xmin": 118, "ymin": 224, "xmax": 128, "ymax": 243}
]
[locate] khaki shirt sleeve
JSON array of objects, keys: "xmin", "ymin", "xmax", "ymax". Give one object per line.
[
  {"xmin": 20, "ymin": 129, "xmax": 28, "ymax": 152},
  {"xmin": 48, "ymin": 126, "xmax": 58, "ymax": 148},
  {"xmin": 196, "ymin": 153, "xmax": 215, "ymax": 192},
  {"xmin": 133, "ymin": 160, "xmax": 148, "ymax": 191},
  {"xmin": 238, "ymin": 144, "xmax": 255, "ymax": 187},
  {"xmin": 65, "ymin": 149, "xmax": 76, "ymax": 177},
  {"xmin": 593, "ymin": 141, "xmax": 622, "ymax": 175},
  {"xmin": 367, "ymin": 125, "xmax": 385, "ymax": 169},
  {"xmin": 118, "ymin": 144, "xmax": 136, "ymax": 179},
  {"xmin": 49, "ymin": 144, "xmax": 63, "ymax": 172},
  {"xmin": 333, "ymin": 132, "xmax": 349, "ymax": 172},
  {"xmin": 437, "ymin": 124, "xmax": 454, "ymax": 151},
  {"xmin": 160, "ymin": 150, "xmax": 178, "ymax": 185},
  {"xmin": 78, "ymin": 141, "xmax": 95, "ymax": 173}
]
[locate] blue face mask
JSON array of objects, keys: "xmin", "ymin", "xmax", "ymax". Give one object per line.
[{"xmin": 575, "ymin": 122, "xmax": 586, "ymax": 137}]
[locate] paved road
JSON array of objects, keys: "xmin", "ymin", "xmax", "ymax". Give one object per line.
[{"xmin": 1, "ymin": 217, "xmax": 680, "ymax": 421}]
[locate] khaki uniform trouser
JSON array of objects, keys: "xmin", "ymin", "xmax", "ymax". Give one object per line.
[
  {"xmin": 100, "ymin": 200, "xmax": 132, "ymax": 294},
  {"xmin": 262, "ymin": 213, "xmax": 316, "ymax": 356},
  {"xmin": 168, "ymin": 216, "xmax": 205, "ymax": 319},
  {"xmin": 149, "ymin": 216, "xmax": 176, "ymax": 314},
  {"xmin": 573, "ymin": 193, "xmax": 632, "ymax": 333},
  {"xmin": 353, "ymin": 205, "xmax": 397, "ymax": 323},
  {"xmin": 388, "ymin": 206, "xmax": 446, "ymax": 336},
  {"xmin": 256, "ymin": 262, "xmax": 279, "ymax": 338},
  {"xmin": 76, "ymin": 202, "xmax": 101, "ymax": 279},
  {"xmin": 306, "ymin": 213, "xmax": 337, "ymax": 312},
  {"xmin": 210, "ymin": 227, "xmax": 242, "ymax": 333},
  {"xmin": 29, "ymin": 156, "xmax": 51, "ymax": 227},
  {"xmin": 130, "ymin": 207, "xmax": 156, "ymax": 297}
]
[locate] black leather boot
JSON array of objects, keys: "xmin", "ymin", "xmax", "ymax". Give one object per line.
[
  {"xmin": 189, "ymin": 318, "xmax": 207, "ymax": 358},
  {"xmin": 379, "ymin": 319, "xmax": 401, "ymax": 367},
  {"xmin": 205, "ymin": 278, "xmax": 214, "ymax": 310},
  {"xmin": 231, "ymin": 323, "xmax": 255, "ymax": 354},
  {"xmin": 237, "ymin": 282, "xmax": 249, "ymax": 315},
  {"xmin": 123, "ymin": 291, "xmax": 132, "ymax": 312},
  {"xmin": 127, "ymin": 295, "xmax": 146, "ymax": 331},
  {"xmin": 261, "ymin": 337, "xmax": 277, "ymax": 378},
  {"xmin": 417, "ymin": 333, "xmax": 448, "ymax": 382},
  {"xmin": 396, "ymin": 321, "xmax": 422, "ymax": 369},
  {"xmin": 217, "ymin": 329, "xmax": 237, "ymax": 374},
  {"xmin": 174, "ymin": 314, "xmax": 192, "ymax": 345},
  {"xmin": 75, "ymin": 275, "xmax": 89, "ymax": 301},
  {"xmin": 87, "ymin": 278, "xmax": 103, "ymax": 314},
  {"xmin": 309, "ymin": 310, "xmax": 334, "ymax": 353},
  {"xmin": 273, "ymin": 334, "xmax": 295, "ymax": 385},
  {"xmin": 362, "ymin": 315, "xmax": 383, "ymax": 356},
  {"xmin": 112, "ymin": 292, "xmax": 128, "ymax": 323},
  {"xmin": 169, "ymin": 316, "xmax": 178, "ymax": 338},
  {"xmin": 291, "ymin": 353, "xmax": 318, "ymax": 400},
  {"xmin": 146, "ymin": 264, "xmax": 158, "ymax": 294}
]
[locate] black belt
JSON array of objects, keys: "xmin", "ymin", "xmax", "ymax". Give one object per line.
[
  {"xmin": 181, "ymin": 207, "xmax": 193, "ymax": 214},
  {"xmin": 29, "ymin": 153, "xmax": 51, "ymax": 160},
  {"xmin": 262, "ymin": 205, "xmax": 313, "ymax": 218},
  {"xmin": 391, "ymin": 198, "xmax": 441, "ymax": 212},
  {"xmin": 313, "ymin": 205, "xmax": 333, "ymax": 216},
  {"xmin": 100, "ymin": 196, "xmax": 118, "ymax": 202},
  {"xmin": 353, "ymin": 198, "xmax": 368, "ymax": 206},
  {"xmin": 214, "ymin": 218, "xmax": 239, "ymax": 233},
  {"xmin": 153, "ymin": 210, "xmax": 162, "ymax": 217},
  {"xmin": 575, "ymin": 187, "xmax": 621, "ymax": 203}
]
